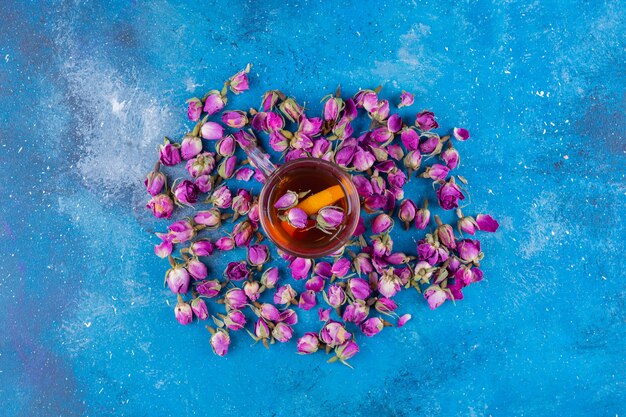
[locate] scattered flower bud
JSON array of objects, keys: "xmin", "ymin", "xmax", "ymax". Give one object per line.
[
  {"xmin": 272, "ymin": 322, "xmax": 294, "ymax": 343},
  {"xmin": 403, "ymin": 150, "xmax": 422, "ymax": 172},
  {"xmin": 200, "ymin": 121, "xmax": 224, "ymax": 140},
  {"xmin": 159, "ymin": 138, "xmax": 181, "ymax": 166},
  {"xmin": 261, "ymin": 267, "xmax": 280, "ymax": 289},
  {"xmin": 343, "ymin": 300, "xmax": 369, "ymax": 324},
  {"xmin": 360, "ymin": 317, "xmax": 384, "ymax": 337},
  {"xmin": 415, "ymin": 200, "xmax": 431, "ymax": 230},
  {"xmin": 225, "ymin": 261, "xmax": 249, "ymax": 281},
  {"xmin": 334, "ymin": 340, "xmax": 359, "ymax": 364},
  {"xmin": 348, "ymin": 277, "xmax": 372, "ymax": 300},
  {"xmin": 459, "ymin": 214, "xmax": 479, "ymax": 236},
  {"xmin": 173, "ymin": 180, "xmax": 199, "ymax": 205},
  {"xmin": 209, "ymin": 329, "xmax": 230, "ymax": 356},
  {"xmin": 221, "ymin": 110, "xmax": 248, "ymax": 128},
  {"xmin": 235, "ymin": 167, "xmax": 255, "ymax": 181},
  {"xmin": 279, "ymin": 97, "xmax": 304, "ymax": 122},
  {"xmin": 398, "ymin": 91, "xmax": 414, "ymax": 108},
  {"xmin": 387, "ymin": 144, "xmax": 405, "ymax": 160},
  {"xmin": 289, "ymin": 257, "xmax": 312, "ymax": 280},
  {"xmin": 187, "ymin": 97, "xmax": 203, "ymax": 121},
  {"xmin": 274, "ymin": 284, "xmax": 297, "ymax": 305},
  {"xmin": 216, "ymin": 135, "xmax": 236, "ymax": 157},
  {"xmin": 193, "ymin": 208, "xmax": 222, "ymax": 228},
  {"xmin": 318, "ymin": 307, "xmax": 331, "ymax": 322},
  {"xmin": 145, "ymin": 167, "xmax": 166, "ymax": 196},
  {"xmin": 476, "ymin": 214, "xmax": 500, "ymax": 232},
  {"xmin": 232, "ymin": 189, "xmax": 252, "ymax": 216},
  {"xmin": 353, "ymin": 253, "xmax": 374, "ymax": 276},
  {"xmin": 415, "ymin": 111, "xmax": 438, "ymax": 131},
  {"xmin": 319, "ymin": 320, "xmax": 352, "ymax": 348},
  {"xmin": 215, "ymin": 236, "xmax": 235, "ymax": 251},
  {"xmin": 457, "ymin": 239, "xmax": 483, "ymax": 264},
  {"xmin": 196, "ymin": 279, "xmax": 221, "ymax": 297},
  {"xmin": 352, "ymin": 148, "xmax": 376, "ymax": 171},
  {"xmin": 441, "ymin": 145, "xmax": 460, "ymax": 169},
  {"xmin": 417, "ymin": 235, "xmax": 449, "ymax": 265},
  {"xmin": 210, "ymin": 185, "xmax": 232, "ymax": 209},
  {"xmin": 203, "ymin": 91, "xmax": 226, "ymax": 115},
  {"xmin": 190, "ymin": 297, "xmax": 209, "ymax": 320},
  {"xmin": 453, "ymin": 127, "xmax": 470, "ymax": 141},
  {"xmin": 297, "ymin": 332, "xmax": 320, "ymax": 354},
  {"xmin": 247, "ymin": 244, "xmax": 269, "ymax": 267},
  {"xmin": 375, "ymin": 297, "xmax": 398, "ymax": 315},
  {"xmin": 186, "ymin": 152, "xmax": 216, "ymax": 178},
  {"xmin": 254, "ymin": 318, "xmax": 271, "ymax": 341},
  {"xmin": 372, "ymin": 213, "xmax": 393, "ymax": 234},
  {"xmin": 147, "ymin": 194, "xmax": 174, "ymax": 219},
  {"xmin": 224, "ymin": 288, "xmax": 248, "ymax": 310},
  {"xmin": 228, "ymin": 64, "xmax": 251, "ymax": 94},
  {"xmin": 436, "ymin": 178, "xmax": 465, "ymax": 210},
  {"xmin": 167, "ymin": 220, "xmax": 195, "ymax": 243},
  {"xmin": 331, "ymin": 257, "xmax": 351, "ymax": 278},
  {"xmin": 279, "ymin": 309, "xmax": 298, "ymax": 326},
  {"xmin": 306, "ymin": 275, "xmax": 325, "ymax": 292},
  {"xmin": 316, "ymin": 206, "xmax": 345, "ymax": 231},
  {"xmin": 174, "ymin": 296, "xmax": 193, "ymax": 325},
  {"xmin": 243, "ymin": 281, "xmax": 261, "ymax": 302},
  {"xmin": 435, "ymin": 216, "xmax": 457, "ymax": 250},
  {"xmin": 187, "ymin": 256, "xmax": 208, "ymax": 280},
  {"xmin": 372, "ymin": 99, "xmax": 390, "ymax": 121},
  {"xmin": 286, "ymin": 208, "xmax": 308, "ymax": 229},
  {"xmin": 154, "ymin": 236, "xmax": 173, "ymax": 258},
  {"xmin": 424, "ymin": 285, "xmax": 449, "ymax": 310},
  {"xmin": 259, "ymin": 303, "xmax": 281, "ymax": 321},
  {"xmin": 387, "ymin": 114, "xmax": 403, "ymax": 133},
  {"xmin": 324, "ymin": 284, "xmax": 346, "ymax": 308},
  {"xmin": 166, "ymin": 264, "xmax": 190, "ymax": 294},
  {"xmin": 298, "ymin": 290, "xmax": 317, "ymax": 310},
  {"xmin": 398, "ymin": 199, "xmax": 417, "ymax": 228},
  {"xmin": 218, "ymin": 155, "xmax": 237, "ymax": 179},
  {"xmin": 180, "ymin": 135, "xmax": 203, "ymax": 160}
]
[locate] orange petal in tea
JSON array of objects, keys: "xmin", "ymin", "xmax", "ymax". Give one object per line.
[{"xmin": 296, "ymin": 185, "xmax": 345, "ymax": 215}]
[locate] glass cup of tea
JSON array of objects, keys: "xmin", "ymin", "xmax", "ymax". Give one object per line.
[{"xmin": 242, "ymin": 141, "xmax": 360, "ymax": 258}]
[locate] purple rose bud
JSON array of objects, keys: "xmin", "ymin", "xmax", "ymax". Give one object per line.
[
  {"xmin": 203, "ymin": 91, "xmax": 226, "ymax": 115},
  {"xmin": 147, "ymin": 194, "xmax": 174, "ymax": 219},
  {"xmin": 398, "ymin": 91, "xmax": 414, "ymax": 108},
  {"xmin": 210, "ymin": 185, "xmax": 232, "ymax": 209},
  {"xmin": 274, "ymin": 191, "xmax": 299, "ymax": 210},
  {"xmin": 145, "ymin": 168, "xmax": 165, "ymax": 196},
  {"xmin": 453, "ymin": 127, "xmax": 470, "ymax": 141},
  {"xmin": 299, "ymin": 116, "xmax": 323, "ymax": 137},
  {"xmin": 372, "ymin": 213, "xmax": 393, "ymax": 234},
  {"xmin": 193, "ymin": 174, "xmax": 213, "ymax": 194},
  {"xmin": 353, "ymin": 253, "xmax": 374, "ymax": 276},
  {"xmin": 458, "ymin": 215, "xmax": 478, "ymax": 235},
  {"xmin": 419, "ymin": 134, "xmax": 441, "ymax": 155},
  {"xmin": 349, "ymin": 278, "xmax": 372, "ymax": 300},
  {"xmin": 422, "ymin": 164, "xmax": 450, "ymax": 181},
  {"xmin": 370, "ymin": 126, "xmax": 394, "ymax": 144},
  {"xmin": 187, "ymin": 257, "xmax": 208, "ymax": 280},
  {"xmin": 216, "ymin": 135, "xmax": 236, "ymax": 157},
  {"xmin": 331, "ymin": 257, "xmax": 351, "ymax": 278},
  {"xmin": 398, "ymin": 199, "xmax": 417, "ymax": 226},
  {"xmin": 435, "ymin": 217, "xmax": 457, "ymax": 250},
  {"xmin": 401, "ymin": 128, "xmax": 420, "ymax": 151},
  {"xmin": 476, "ymin": 214, "xmax": 500, "ymax": 232},
  {"xmin": 180, "ymin": 135, "xmax": 203, "ymax": 160},
  {"xmin": 261, "ymin": 90, "xmax": 281, "ymax": 111},
  {"xmin": 173, "ymin": 180, "xmax": 199, "ymax": 205},
  {"xmin": 290, "ymin": 131, "xmax": 314, "ymax": 150},
  {"xmin": 332, "ymin": 120, "xmax": 353, "ymax": 140},
  {"xmin": 214, "ymin": 236, "xmax": 234, "ymax": 251},
  {"xmin": 194, "ymin": 208, "xmax": 221, "ymax": 229},
  {"xmin": 335, "ymin": 340, "xmax": 359, "ymax": 362},
  {"xmin": 324, "ymin": 284, "xmax": 346, "ymax": 308},
  {"xmin": 457, "ymin": 239, "xmax": 483, "ymax": 263},
  {"xmin": 186, "ymin": 152, "xmax": 216, "ymax": 178},
  {"xmin": 261, "ymin": 267, "xmax": 280, "ymax": 289},
  {"xmin": 247, "ymin": 244, "xmax": 269, "ymax": 267},
  {"xmin": 297, "ymin": 332, "xmax": 320, "ymax": 354},
  {"xmin": 224, "ymin": 310, "xmax": 246, "ymax": 331},
  {"xmin": 417, "ymin": 236, "xmax": 449, "ymax": 265},
  {"xmin": 251, "ymin": 112, "xmax": 269, "ymax": 131},
  {"xmin": 235, "ymin": 167, "xmax": 255, "ymax": 181},
  {"xmin": 224, "ymin": 288, "xmax": 247, "ymax": 310},
  {"xmin": 290, "ymin": 257, "xmax": 312, "ymax": 280},
  {"xmin": 378, "ymin": 270, "xmax": 401, "ymax": 298},
  {"xmin": 441, "ymin": 146, "xmax": 460, "ymax": 169},
  {"xmin": 372, "ymin": 233, "xmax": 393, "ymax": 258},
  {"xmin": 195, "ymin": 279, "xmax": 221, "ymax": 297},
  {"xmin": 260, "ymin": 303, "xmax": 281, "ymax": 321},
  {"xmin": 187, "ymin": 97, "xmax": 203, "ymax": 121},
  {"xmin": 228, "ymin": 64, "xmax": 251, "ymax": 94},
  {"xmin": 360, "ymin": 317, "xmax": 384, "ymax": 337},
  {"xmin": 415, "ymin": 201, "xmax": 431, "ymax": 230},
  {"xmin": 334, "ymin": 144, "xmax": 356, "ymax": 167},
  {"xmin": 190, "ymin": 297, "xmax": 209, "ymax": 320},
  {"xmin": 387, "ymin": 114, "xmax": 403, "ymax": 135},
  {"xmin": 375, "ymin": 297, "xmax": 398, "ymax": 314},
  {"xmin": 298, "ymin": 290, "xmax": 317, "ymax": 310},
  {"xmin": 403, "ymin": 150, "xmax": 422, "ymax": 171},
  {"xmin": 167, "ymin": 220, "xmax": 195, "ymax": 243},
  {"xmin": 221, "ymin": 110, "xmax": 248, "ymax": 128},
  {"xmin": 424, "ymin": 285, "xmax": 449, "ymax": 309},
  {"xmin": 254, "ymin": 318, "xmax": 270, "ymax": 340},
  {"xmin": 232, "ymin": 129, "xmax": 257, "ymax": 149},
  {"xmin": 159, "ymin": 139, "xmax": 181, "ymax": 166},
  {"xmin": 274, "ymin": 284, "xmax": 297, "ymax": 305},
  {"xmin": 387, "ymin": 144, "xmax": 405, "ymax": 161},
  {"xmin": 266, "ymin": 112, "xmax": 285, "ymax": 131},
  {"xmin": 278, "ymin": 97, "xmax": 304, "ymax": 122},
  {"xmin": 279, "ymin": 309, "xmax": 298, "ymax": 325},
  {"xmin": 209, "ymin": 329, "xmax": 230, "ymax": 356},
  {"xmin": 166, "ymin": 265, "xmax": 190, "ymax": 294},
  {"xmin": 387, "ymin": 169, "xmax": 407, "ymax": 190},
  {"xmin": 312, "ymin": 263, "xmax": 330, "ymax": 280},
  {"xmin": 306, "ymin": 275, "xmax": 325, "ymax": 292},
  {"xmin": 372, "ymin": 99, "xmax": 390, "ymax": 121},
  {"xmin": 343, "ymin": 301, "xmax": 369, "ymax": 324},
  {"xmin": 352, "ymin": 148, "xmax": 376, "ymax": 172},
  {"xmin": 272, "ymin": 322, "xmax": 293, "ymax": 343},
  {"xmin": 437, "ymin": 179, "xmax": 465, "ymax": 210},
  {"xmin": 386, "ymin": 253, "xmax": 412, "ymax": 265},
  {"xmin": 154, "ymin": 237, "xmax": 173, "ymax": 259},
  {"xmin": 323, "ymin": 96, "xmax": 341, "ymax": 121},
  {"xmin": 370, "ymin": 175, "xmax": 386, "ymax": 195},
  {"xmin": 243, "ymin": 281, "xmax": 261, "ymax": 302},
  {"xmin": 232, "ymin": 220, "xmax": 253, "ymax": 247},
  {"xmin": 285, "ymin": 207, "xmax": 308, "ymax": 229},
  {"xmin": 316, "ymin": 206, "xmax": 345, "ymax": 230},
  {"xmin": 232, "ymin": 189, "xmax": 252, "ymax": 216},
  {"xmin": 200, "ymin": 122, "xmax": 224, "ymax": 140},
  {"xmin": 352, "ymin": 175, "xmax": 373, "ymax": 197},
  {"xmin": 174, "ymin": 296, "xmax": 193, "ymax": 325},
  {"xmin": 415, "ymin": 111, "xmax": 439, "ymax": 131},
  {"xmin": 311, "ymin": 138, "xmax": 331, "ymax": 158},
  {"xmin": 217, "ymin": 155, "xmax": 237, "ymax": 179},
  {"xmin": 319, "ymin": 320, "xmax": 352, "ymax": 348},
  {"xmin": 318, "ymin": 307, "xmax": 331, "ymax": 322},
  {"xmin": 354, "ymin": 90, "xmax": 378, "ymax": 111},
  {"xmin": 224, "ymin": 261, "xmax": 249, "ymax": 281}
]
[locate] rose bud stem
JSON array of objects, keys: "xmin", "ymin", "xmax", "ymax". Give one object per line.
[
  {"xmin": 403, "ymin": 221, "xmax": 409, "ymax": 230},
  {"xmin": 434, "ymin": 215, "xmax": 443, "ymax": 227},
  {"xmin": 325, "ymin": 344, "xmax": 332, "ymax": 354},
  {"xmin": 335, "ymin": 307, "xmax": 342, "ymax": 317},
  {"xmin": 206, "ymin": 325, "xmax": 216, "ymax": 335},
  {"xmin": 168, "ymin": 255, "xmax": 176, "ymax": 268},
  {"xmin": 253, "ymin": 301, "xmax": 262, "ymax": 308},
  {"xmin": 262, "ymin": 339, "xmax": 269, "ymax": 349},
  {"xmin": 153, "ymin": 160, "xmax": 161, "ymax": 173},
  {"xmin": 214, "ymin": 176, "xmax": 223, "ymax": 187},
  {"xmin": 441, "ymin": 134, "xmax": 450, "ymax": 142},
  {"xmin": 221, "ymin": 213, "xmax": 233, "ymax": 220},
  {"xmin": 256, "ymin": 232, "xmax": 265, "ymax": 243},
  {"xmin": 216, "ymin": 299, "xmax": 225, "ymax": 304},
  {"xmin": 382, "ymin": 319, "xmax": 393, "ymax": 327}
]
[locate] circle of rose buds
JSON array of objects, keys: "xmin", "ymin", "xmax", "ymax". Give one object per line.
[{"xmin": 146, "ymin": 64, "xmax": 499, "ymax": 365}]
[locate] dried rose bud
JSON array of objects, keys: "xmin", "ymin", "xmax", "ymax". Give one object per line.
[
  {"xmin": 437, "ymin": 178, "xmax": 465, "ymax": 210},
  {"xmin": 415, "ymin": 110, "xmax": 438, "ymax": 131},
  {"xmin": 154, "ymin": 236, "xmax": 173, "ymax": 258},
  {"xmin": 306, "ymin": 276, "xmax": 325, "ymax": 293},
  {"xmin": 311, "ymin": 138, "xmax": 331, "ymax": 158},
  {"xmin": 167, "ymin": 220, "xmax": 195, "ymax": 243},
  {"xmin": 398, "ymin": 199, "xmax": 417, "ymax": 228},
  {"xmin": 228, "ymin": 63, "xmax": 251, "ymax": 94},
  {"xmin": 273, "ymin": 284, "xmax": 297, "ymax": 305},
  {"xmin": 272, "ymin": 322, "xmax": 294, "ymax": 343},
  {"xmin": 261, "ymin": 90, "xmax": 282, "ymax": 111},
  {"xmin": 247, "ymin": 244, "xmax": 269, "ymax": 267},
  {"xmin": 435, "ymin": 216, "xmax": 456, "ymax": 250},
  {"xmin": 353, "ymin": 89, "xmax": 378, "ymax": 111},
  {"xmin": 400, "ymin": 129, "xmax": 420, "ymax": 153},
  {"xmin": 398, "ymin": 91, "xmax": 414, "ymax": 108},
  {"xmin": 215, "ymin": 236, "xmax": 235, "ymax": 251},
  {"xmin": 190, "ymin": 297, "xmax": 209, "ymax": 320},
  {"xmin": 195, "ymin": 279, "xmax": 221, "ymax": 297},
  {"xmin": 218, "ymin": 155, "xmax": 237, "ymax": 179},
  {"xmin": 187, "ymin": 256, "xmax": 208, "ymax": 280},
  {"xmin": 193, "ymin": 208, "xmax": 221, "ymax": 229},
  {"xmin": 353, "ymin": 253, "xmax": 374, "ymax": 276},
  {"xmin": 235, "ymin": 167, "xmax": 255, "ymax": 181},
  {"xmin": 254, "ymin": 318, "xmax": 271, "ymax": 342},
  {"xmin": 221, "ymin": 310, "xmax": 245, "ymax": 331},
  {"xmin": 187, "ymin": 97, "xmax": 203, "ymax": 121},
  {"xmin": 174, "ymin": 296, "xmax": 193, "ymax": 325},
  {"xmin": 173, "ymin": 180, "xmax": 199, "ymax": 205},
  {"xmin": 145, "ymin": 168, "xmax": 165, "ymax": 196},
  {"xmin": 403, "ymin": 150, "xmax": 422, "ymax": 172},
  {"xmin": 415, "ymin": 200, "xmax": 431, "ymax": 230},
  {"xmin": 360, "ymin": 317, "xmax": 384, "ymax": 337},
  {"xmin": 378, "ymin": 269, "xmax": 401, "ymax": 298},
  {"xmin": 387, "ymin": 114, "xmax": 403, "ymax": 133},
  {"xmin": 424, "ymin": 285, "xmax": 449, "ymax": 310},
  {"xmin": 387, "ymin": 144, "xmax": 405, "ymax": 160},
  {"xmin": 279, "ymin": 308, "xmax": 298, "ymax": 325},
  {"xmin": 334, "ymin": 340, "xmax": 359, "ymax": 364},
  {"xmin": 291, "ymin": 131, "xmax": 314, "ymax": 150},
  {"xmin": 387, "ymin": 169, "xmax": 407, "ymax": 190},
  {"xmin": 375, "ymin": 297, "xmax": 398, "ymax": 315},
  {"xmin": 453, "ymin": 127, "xmax": 470, "ymax": 141},
  {"xmin": 332, "ymin": 120, "xmax": 353, "ymax": 140},
  {"xmin": 352, "ymin": 175, "xmax": 373, "ymax": 197},
  {"xmin": 269, "ymin": 130, "xmax": 290, "ymax": 152},
  {"xmin": 354, "ymin": 217, "xmax": 366, "ymax": 237},
  {"xmin": 419, "ymin": 133, "xmax": 442, "ymax": 155},
  {"xmin": 194, "ymin": 175, "xmax": 213, "ymax": 193},
  {"xmin": 441, "ymin": 145, "xmax": 460, "ymax": 169},
  {"xmin": 371, "ymin": 233, "xmax": 393, "ymax": 258},
  {"xmin": 147, "ymin": 194, "xmax": 174, "ymax": 219},
  {"xmin": 417, "ymin": 235, "xmax": 449, "ymax": 265},
  {"xmin": 297, "ymin": 332, "xmax": 320, "ymax": 354},
  {"xmin": 457, "ymin": 239, "xmax": 483, "ymax": 264},
  {"xmin": 375, "ymin": 160, "xmax": 395, "ymax": 173},
  {"xmin": 300, "ymin": 116, "xmax": 323, "ymax": 137},
  {"xmin": 316, "ymin": 206, "xmax": 345, "ymax": 231},
  {"xmin": 166, "ymin": 264, "xmax": 190, "ymax": 294},
  {"xmin": 414, "ymin": 260, "xmax": 436, "ymax": 283},
  {"xmin": 232, "ymin": 129, "xmax": 257, "ymax": 149},
  {"xmin": 243, "ymin": 281, "xmax": 261, "ymax": 302},
  {"xmin": 476, "ymin": 214, "xmax": 500, "ymax": 232},
  {"xmin": 258, "ymin": 303, "xmax": 280, "ymax": 321},
  {"xmin": 298, "ymin": 290, "xmax": 317, "ymax": 310},
  {"xmin": 352, "ymin": 148, "xmax": 376, "ymax": 172},
  {"xmin": 312, "ymin": 262, "xmax": 331, "ymax": 279},
  {"xmin": 200, "ymin": 121, "xmax": 224, "ymax": 140},
  {"xmin": 421, "ymin": 164, "xmax": 450, "ymax": 181},
  {"xmin": 186, "ymin": 152, "xmax": 216, "ymax": 178},
  {"xmin": 324, "ymin": 284, "xmax": 346, "ymax": 308},
  {"xmin": 323, "ymin": 95, "xmax": 343, "ymax": 121},
  {"xmin": 372, "ymin": 213, "xmax": 393, "ymax": 234},
  {"xmin": 289, "ymin": 257, "xmax": 312, "ymax": 280},
  {"xmin": 348, "ymin": 277, "xmax": 372, "ymax": 300},
  {"xmin": 318, "ymin": 307, "xmax": 331, "ymax": 322},
  {"xmin": 286, "ymin": 208, "xmax": 308, "ymax": 229},
  {"xmin": 224, "ymin": 261, "xmax": 249, "ymax": 281},
  {"xmin": 231, "ymin": 189, "xmax": 252, "ymax": 216},
  {"xmin": 203, "ymin": 91, "xmax": 227, "ymax": 115},
  {"xmin": 210, "ymin": 185, "xmax": 232, "ymax": 209},
  {"xmin": 180, "ymin": 135, "xmax": 203, "ymax": 160},
  {"xmin": 319, "ymin": 320, "xmax": 352, "ymax": 348},
  {"xmin": 372, "ymin": 100, "xmax": 390, "ymax": 121},
  {"xmin": 343, "ymin": 301, "xmax": 369, "ymax": 324},
  {"xmin": 216, "ymin": 135, "xmax": 236, "ymax": 157},
  {"xmin": 274, "ymin": 191, "xmax": 299, "ymax": 210},
  {"xmin": 210, "ymin": 330, "xmax": 230, "ymax": 356},
  {"xmin": 224, "ymin": 288, "xmax": 247, "ymax": 310},
  {"xmin": 266, "ymin": 112, "xmax": 285, "ymax": 131},
  {"xmin": 331, "ymin": 257, "xmax": 351, "ymax": 278},
  {"xmin": 221, "ymin": 110, "xmax": 248, "ymax": 128},
  {"xmin": 279, "ymin": 97, "xmax": 304, "ymax": 122},
  {"xmin": 159, "ymin": 138, "xmax": 181, "ymax": 166},
  {"xmin": 370, "ymin": 126, "xmax": 393, "ymax": 144},
  {"xmin": 261, "ymin": 267, "xmax": 280, "ymax": 289},
  {"xmin": 386, "ymin": 253, "xmax": 412, "ymax": 265}
]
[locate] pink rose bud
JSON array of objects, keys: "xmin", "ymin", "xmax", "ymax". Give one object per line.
[
  {"xmin": 331, "ymin": 257, "xmax": 351, "ymax": 278},
  {"xmin": 403, "ymin": 150, "xmax": 422, "ymax": 171},
  {"xmin": 334, "ymin": 144, "xmax": 356, "ymax": 168},
  {"xmin": 422, "ymin": 164, "xmax": 450, "ymax": 181},
  {"xmin": 217, "ymin": 155, "xmax": 237, "ymax": 179},
  {"xmin": 424, "ymin": 285, "xmax": 449, "ymax": 310},
  {"xmin": 324, "ymin": 284, "xmax": 346, "ymax": 308},
  {"xmin": 298, "ymin": 290, "xmax": 317, "ymax": 310},
  {"xmin": 414, "ymin": 260, "xmax": 435, "ymax": 283},
  {"xmin": 174, "ymin": 296, "xmax": 193, "ymax": 325},
  {"xmin": 388, "ymin": 144, "xmax": 405, "ymax": 160},
  {"xmin": 280, "ymin": 308, "xmax": 298, "ymax": 325},
  {"xmin": 274, "ymin": 191, "xmax": 299, "ymax": 210},
  {"xmin": 398, "ymin": 91, "xmax": 414, "ymax": 108},
  {"xmin": 342, "ymin": 301, "xmax": 369, "ymax": 324},
  {"xmin": 441, "ymin": 146, "xmax": 460, "ymax": 169},
  {"xmin": 232, "ymin": 189, "xmax": 252, "ymax": 216},
  {"xmin": 378, "ymin": 271, "xmax": 401, "ymax": 298},
  {"xmin": 343, "ymin": 98, "xmax": 358, "ymax": 121},
  {"xmin": 203, "ymin": 91, "xmax": 226, "ymax": 115},
  {"xmin": 232, "ymin": 220, "xmax": 253, "ymax": 247},
  {"xmin": 247, "ymin": 244, "xmax": 270, "ymax": 267},
  {"xmin": 215, "ymin": 236, "xmax": 235, "ymax": 251},
  {"xmin": 435, "ymin": 217, "xmax": 457, "ymax": 250},
  {"xmin": 437, "ymin": 178, "xmax": 465, "ymax": 210},
  {"xmin": 194, "ymin": 209, "xmax": 222, "ymax": 229},
  {"xmin": 224, "ymin": 288, "xmax": 248, "ymax": 310},
  {"xmin": 372, "ymin": 213, "xmax": 393, "ymax": 234},
  {"xmin": 290, "ymin": 257, "xmax": 313, "ymax": 280},
  {"xmin": 272, "ymin": 322, "xmax": 294, "ymax": 343},
  {"xmin": 285, "ymin": 207, "xmax": 308, "ymax": 229},
  {"xmin": 319, "ymin": 320, "xmax": 352, "ymax": 348},
  {"xmin": 261, "ymin": 267, "xmax": 280, "ymax": 289},
  {"xmin": 335, "ymin": 340, "xmax": 359, "ymax": 362},
  {"xmin": 300, "ymin": 116, "xmax": 323, "ymax": 137},
  {"xmin": 401, "ymin": 127, "xmax": 420, "ymax": 151},
  {"xmin": 316, "ymin": 206, "xmax": 345, "ymax": 231},
  {"xmin": 398, "ymin": 199, "xmax": 417, "ymax": 225},
  {"xmin": 279, "ymin": 97, "xmax": 304, "ymax": 122},
  {"xmin": 187, "ymin": 97, "xmax": 203, "ymax": 121},
  {"xmin": 297, "ymin": 332, "xmax": 320, "ymax": 354},
  {"xmin": 415, "ymin": 200, "xmax": 431, "ymax": 230},
  {"xmin": 372, "ymin": 233, "xmax": 393, "ymax": 258},
  {"xmin": 372, "ymin": 100, "xmax": 390, "ymax": 121},
  {"xmin": 154, "ymin": 236, "xmax": 173, "ymax": 259},
  {"xmin": 221, "ymin": 110, "xmax": 248, "ymax": 128},
  {"xmin": 224, "ymin": 261, "xmax": 249, "ymax": 281},
  {"xmin": 195, "ymin": 279, "xmax": 221, "ymax": 297},
  {"xmin": 167, "ymin": 220, "xmax": 195, "ymax": 243},
  {"xmin": 180, "ymin": 135, "xmax": 203, "ymax": 160},
  {"xmin": 397, "ymin": 313, "xmax": 412, "ymax": 327},
  {"xmin": 192, "ymin": 174, "xmax": 212, "ymax": 192},
  {"xmin": 332, "ymin": 120, "xmax": 353, "ymax": 140},
  {"xmin": 259, "ymin": 303, "xmax": 281, "ymax": 321},
  {"xmin": 210, "ymin": 185, "xmax": 232, "ymax": 209},
  {"xmin": 228, "ymin": 63, "xmax": 251, "ymax": 94},
  {"xmin": 190, "ymin": 297, "xmax": 209, "ymax": 320},
  {"xmin": 354, "ymin": 217, "xmax": 366, "ymax": 236},
  {"xmin": 216, "ymin": 135, "xmax": 236, "ymax": 157},
  {"xmin": 323, "ymin": 96, "xmax": 342, "ymax": 121},
  {"xmin": 232, "ymin": 129, "xmax": 257, "ymax": 149},
  {"xmin": 420, "ymin": 134, "xmax": 441, "ymax": 155},
  {"xmin": 254, "ymin": 318, "xmax": 271, "ymax": 341},
  {"xmin": 375, "ymin": 160, "xmax": 396, "ymax": 173},
  {"xmin": 210, "ymin": 330, "xmax": 230, "ymax": 356},
  {"xmin": 360, "ymin": 317, "xmax": 384, "ymax": 337},
  {"xmin": 159, "ymin": 139, "xmax": 181, "ymax": 166},
  {"xmin": 370, "ymin": 126, "xmax": 394, "ymax": 144},
  {"xmin": 352, "ymin": 175, "xmax": 373, "ymax": 197},
  {"xmin": 186, "ymin": 152, "xmax": 216, "ymax": 178},
  {"xmin": 274, "ymin": 284, "xmax": 297, "ymax": 305},
  {"xmin": 261, "ymin": 90, "xmax": 282, "ymax": 111},
  {"xmin": 144, "ymin": 168, "xmax": 165, "ymax": 196},
  {"xmin": 166, "ymin": 264, "xmax": 190, "ymax": 294},
  {"xmin": 251, "ymin": 112, "xmax": 269, "ymax": 131},
  {"xmin": 460, "ymin": 215, "xmax": 480, "ymax": 237},
  {"xmin": 146, "ymin": 194, "xmax": 174, "ymax": 219},
  {"xmin": 224, "ymin": 309, "xmax": 247, "ymax": 331},
  {"xmin": 453, "ymin": 127, "xmax": 470, "ymax": 141},
  {"xmin": 266, "ymin": 112, "xmax": 285, "ymax": 131},
  {"xmin": 306, "ymin": 275, "xmax": 325, "ymax": 293},
  {"xmin": 348, "ymin": 278, "xmax": 372, "ymax": 300},
  {"xmin": 187, "ymin": 256, "xmax": 208, "ymax": 280},
  {"xmin": 353, "ymin": 253, "xmax": 374, "ymax": 276},
  {"xmin": 417, "ymin": 236, "xmax": 449, "ymax": 265},
  {"xmin": 269, "ymin": 130, "xmax": 290, "ymax": 152},
  {"xmin": 375, "ymin": 297, "xmax": 398, "ymax": 314},
  {"xmin": 353, "ymin": 90, "xmax": 378, "ymax": 111},
  {"xmin": 457, "ymin": 239, "xmax": 483, "ymax": 263},
  {"xmin": 173, "ymin": 180, "xmax": 199, "ymax": 205},
  {"xmin": 476, "ymin": 214, "xmax": 499, "ymax": 232},
  {"xmin": 200, "ymin": 121, "xmax": 224, "ymax": 140},
  {"xmin": 387, "ymin": 113, "xmax": 403, "ymax": 133},
  {"xmin": 415, "ymin": 111, "xmax": 439, "ymax": 131},
  {"xmin": 235, "ymin": 167, "xmax": 255, "ymax": 181},
  {"xmin": 352, "ymin": 148, "xmax": 376, "ymax": 171},
  {"xmin": 291, "ymin": 131, "xmax": 314, "ymax": 150},
  {"xmin": 312, "ymin": 138, "xmax": 331, "ymax": 158},
  {"xmin": 318, "ymin": 307, "xmax": 331, "ymax": 322}
]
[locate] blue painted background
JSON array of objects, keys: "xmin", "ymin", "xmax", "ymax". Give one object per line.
[{"xmin": 1, "ymin": 0, "xmax": 624, "ymax": 416}]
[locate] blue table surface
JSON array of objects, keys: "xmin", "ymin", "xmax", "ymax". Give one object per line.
[{"xmin": 1, "ymin": 0, "xmax": 624, "ymax": 416}]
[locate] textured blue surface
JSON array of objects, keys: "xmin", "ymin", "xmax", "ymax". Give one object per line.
[{"xmin": 1, "ymin": 1, "xmax": 625, "ymax": 416}]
